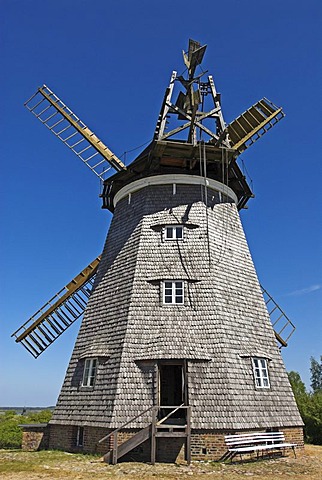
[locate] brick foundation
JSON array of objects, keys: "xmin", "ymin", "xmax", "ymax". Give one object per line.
[
  {"xmin": 48, "ymin": 424, "xmax": 304, "ymax": 461},
  {"xmin": 283, "ymin": 426, "xmax": 304, "ymax": 447},
  {"xmin": 21, "ymin": 424, "xmax": 49, "ymax": 451}
]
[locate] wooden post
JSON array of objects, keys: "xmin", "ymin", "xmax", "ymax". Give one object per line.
[
  {"xmin": 186, "ymin": 407, "xmax": 191, "ymax": 465},
  {"xmin": 112, "ymin": 432, "xmax": 118, "ymax": 465},
  {"xmin": 151, "ymin": 407, "xmax": 157, "ymax": 465}
]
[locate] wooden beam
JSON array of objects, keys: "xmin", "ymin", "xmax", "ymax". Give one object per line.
[
  {"xmin": 38, "ymin": 87, "xmax": 126, "ymax": 172},
  {"xmin": 14, "ymin": 256, "xmax": 101, "ymax": 342},
  {"xmin": 230, "ymin": 108, "xmax": 283, "ymax": 152}
]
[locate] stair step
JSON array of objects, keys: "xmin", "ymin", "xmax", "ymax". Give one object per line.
[
  {"xmin": 156, "ymin": 424, "xmax": 187, "ymax": 429},
  {"xmin": 101, "ymin": 405, "xmax": 192, "ymax": 465},
  {"xmin": 103, "ymin": 425, "xmax": 151, "ymax": 463},
  {"xmin": 156, "ymin": 432, "xmax": 188, "ymax": 438}
]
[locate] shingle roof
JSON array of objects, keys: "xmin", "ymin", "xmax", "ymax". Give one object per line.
[{"xmin": 51, "ymin": 181, "xmax": 303, "ymax": 430}]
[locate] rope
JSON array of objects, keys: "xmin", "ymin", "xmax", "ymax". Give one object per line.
[
  {"xmin": 202, "ymin": 141, "xmax": 212, "ymax": 271},
  {"xmin": 199, "ymin": 139, "xmax": 204, "ymax": 203},
  {"xmin": 240, "ymin": 156, "xmax": 254, "ymax": 191},
  {"xmin": 120, "ymin": 138, "xmax": 153, "ymax": 163}
]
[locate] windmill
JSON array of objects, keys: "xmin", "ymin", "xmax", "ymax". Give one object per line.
[{"xmin": 12, "ymin": 40, "xmax": 302, "ymax": 463}]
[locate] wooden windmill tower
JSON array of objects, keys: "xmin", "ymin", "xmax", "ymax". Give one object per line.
[{"xmin": 13, "ymin": 40, "xmax": 303, "ymax": 462}]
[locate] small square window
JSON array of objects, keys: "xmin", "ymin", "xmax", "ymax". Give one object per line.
[
  {"xmin": 82, "ymin": 358, "xmax": 98, "ymax": 387},
  {"xmin": 163, "ymin": 281, "xmax": 184, "ymax": 304},
  {"xmin": 164, "ymin": 225, "xmax": 183, "ymax": 241},
  {"xmin": 252, "ymin": 357, "xmax": 270, "ymax": 388}
]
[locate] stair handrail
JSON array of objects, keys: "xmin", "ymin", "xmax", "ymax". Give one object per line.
[
  {"xmin": 156, "ymin": 403, "xmax": 185, "ymax": 425},
  {"xmin": 98, "ymin": 405, "xmax": 154, "ymax": 444}
]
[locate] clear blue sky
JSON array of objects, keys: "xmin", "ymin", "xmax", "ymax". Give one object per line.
[{"xmin": 1, "ymin": 0, "xmax": 321, "ymax": 406}]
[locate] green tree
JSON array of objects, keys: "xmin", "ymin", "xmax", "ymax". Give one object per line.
[
  {"xmin": 0, "ymin": 410, "xmax": 16, "ymax": 422},
  {"xmin": 0, "ymin": 414, "xmax": 22, "ymax": 448},
  {"xmin": 288, "ymin": 363, "xmax": 322, "ymax": 445},
  {"xmin": 26, "ymin": 409, "xmax": 52, "ymax": 424},
  {"xmin": 0, "ymin": 409, "xmax": 52, "ymax": 449},
  {"xmin": 310, "ymin": 356, "xmax": 322, "ymax": 393},
  {"xmin": 288, "ymin": 371, "xmax": 307, "ymax": 397},
  {"xmin": 305, "ymin": 391, "xmax": 322, "ymax": 444}
]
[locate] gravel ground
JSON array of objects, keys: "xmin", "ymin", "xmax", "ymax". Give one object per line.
[{"xmin": 0, "ymin": 444, "xmax": 321, "ymax": 479}]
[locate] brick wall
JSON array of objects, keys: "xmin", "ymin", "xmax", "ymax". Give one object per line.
[
  {"xmin": 49, "ymin": 424, "xmax": 112, "ymax": 453},
  {"xmin": 191, "ymin": 430, "xmax": 227, "ymax": 460},
  {"xmin": 48, "ymin": 424, "xmax": 75, "ymax": 451},
  {"xmin": 48, "ymin": 424, "xmax": 304, "ymax": 461},
  {"xmin": 283, "ymin": 426, "xmax": 304, "ymax": 447},
  {"xmin": 21, "ymin": 425, "xmax": 49, "ymax": 451}
]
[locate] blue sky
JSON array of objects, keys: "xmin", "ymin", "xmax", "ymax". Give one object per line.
[{"xmin": 1, "ymin": 0, "xmax": 321, "ymax": 406}]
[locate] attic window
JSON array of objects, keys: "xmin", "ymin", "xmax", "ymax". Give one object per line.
[
  {"xmin": 252, "ymin": 357, "xmax": 270, "ymax": 388},
  {"xmin": 163, "ymin": 281, "xmax": 184, "ymax": 305},
  {"xmin": 164, "ymin": 225, "xmax": 183, "ymax": 241},
  {"xmin": 82, "ymin": 358, "xmax": 97, "ymax": 387}
]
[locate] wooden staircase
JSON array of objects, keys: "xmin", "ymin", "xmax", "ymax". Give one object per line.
[
  {"xmin": 99, "ymin": 405, "xmax": 191, "ymax": 465},
  {"xmin": 103, "ymin": 425, "xmax": 152, "ymax": 464}
]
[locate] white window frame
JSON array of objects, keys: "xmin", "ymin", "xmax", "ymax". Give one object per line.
[
  {"xmin": 82, "ymin": 358, "xmax": 98, "ymax": 387},
  {"xmin": 163, "ymin": 280, "xmax": 184, "ymax": 305},
  {"xmin": 252, "ymin": 357, "xmax": 270, "ymax": 388},
  {"xmin": 76, "ymin": 426, "xmax": 84, "ymax": 447},
  {"xmin": 163, "ymin": 225, "xmax": 184, "ymax": 241}
]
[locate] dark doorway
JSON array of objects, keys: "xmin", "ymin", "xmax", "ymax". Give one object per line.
[
  {"xmin": 159, "ymin": 364, "xmax": 184, "ymax": 406},
  {"xmin": 159, "ymin": 362, "xmax": 186, "ymax": 422}
]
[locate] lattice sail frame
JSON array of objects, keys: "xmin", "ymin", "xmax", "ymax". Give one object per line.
[
  {"xmin": 24, "ymin": 85, "xmax": 126, "ymax": 180},
  {"xmin": 11, "ymin": 257, "xmax": 101, "ymax": 358}
]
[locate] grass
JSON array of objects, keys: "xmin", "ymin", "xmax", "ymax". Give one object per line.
[
  {"xmin": 0, "ymin": 445, "xmax": 321, "ymax": 479},
  {"xmin": 0, "ymin": 450, "xmax": 101, "ymax": 476}
]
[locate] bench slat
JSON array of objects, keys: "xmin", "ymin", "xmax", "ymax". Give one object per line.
[
  {"xmin": 229, "ymin": 442, "xmax": 297, "ymax": 453},
  {"xmin": 226, "ymin": 434, "xmax": 285, "ymax": 447},
  {"xmin": 224, "ymin": 431, "xmax": 297, "ymax": 460},
  {"xmin": 225, "ymin": 433, "xmax": 285, "ymax": 440}
]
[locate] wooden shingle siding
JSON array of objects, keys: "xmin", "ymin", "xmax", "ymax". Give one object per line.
[{"xmin": 50, "ymin": 179, "xmax": 303, "ymax": 434}]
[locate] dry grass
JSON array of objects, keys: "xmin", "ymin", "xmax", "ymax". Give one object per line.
[{"xmin": 0, "ymin": 445, "xmax": 321, "ymax": 479}]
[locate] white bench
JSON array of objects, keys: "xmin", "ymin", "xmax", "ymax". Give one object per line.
[{"xmin": 225, "ymin": 431, "xmax": 297, "ymax": 461}]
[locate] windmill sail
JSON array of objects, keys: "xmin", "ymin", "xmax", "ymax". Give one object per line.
[
  {"xmin": 11, "ymin": 257, "xmax": 101, "ymax": 358},
  {"xmin": 24, "ymin": 85, "xmax": 126, "ymax": 180},
  {"xmin": 261, "ymin": 286, "xmax": 296, "ymax": 347},
  {"xmin": 16, "ymin": 39, "xmax": 303, "ymax": 461},
  {"xmin": 226, "ymin": 98, "xmax": 285, "ymax": 153}
]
